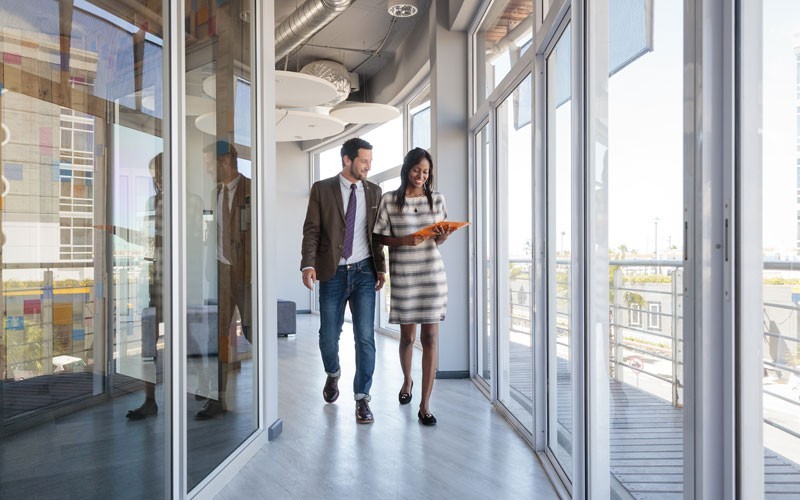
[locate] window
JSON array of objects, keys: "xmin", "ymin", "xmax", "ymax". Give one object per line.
[
  {"xmin": 647, "ymin": 301, "xmax": 661, "ymax": 330},
  {"xmin": 409, "ymin": 85, "xmax": 431, "ymax": 150},
  {"xmin": 361, "ymin": 114, "xmax": 403, "ymax": 175},
  {"xmin": 473, "ymin": 0, "xmax": 533, "ymax": 110},
  {"xmin": 629, "ymin": 303, "xmax": 642, "ymax": 327}
]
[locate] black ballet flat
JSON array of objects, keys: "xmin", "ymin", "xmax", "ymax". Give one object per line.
[
  {"xmin": 126, "ymin": 402, "xmax": 158, "ymax": 420},
  {"xmin": 398, "ymin": 381, "xmax": 413, "ymax": 405},
  {"xmin": 418, "ymin": 410, "xmax": 437, "ymax": 426}
]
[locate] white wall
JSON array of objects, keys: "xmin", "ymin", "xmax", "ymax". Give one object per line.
[
  {"xmin": 429, "ymin": 0, "xmax": 470, "ymax": 376},
  {"xmin": 275, "ymin": 141, "xmax": 313, "ymax": 311}
]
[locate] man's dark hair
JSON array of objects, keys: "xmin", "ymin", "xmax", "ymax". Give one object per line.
[
  {"xmin": 340, "ymin": 137, "xmax": 372, "ymax": 166},
  {"xmin": 204, "ymin": 140, "xmax": 238, "ymax": 162}
]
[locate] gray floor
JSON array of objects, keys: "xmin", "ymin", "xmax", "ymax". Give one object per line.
[{"xmin": 214, "ymin": 314, "xmax": 559, "ymax": 500}]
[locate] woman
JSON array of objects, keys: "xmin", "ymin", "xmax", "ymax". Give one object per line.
[{"xmin": 373, "ymin": 147, "xmax": 454, "ymax": 426}]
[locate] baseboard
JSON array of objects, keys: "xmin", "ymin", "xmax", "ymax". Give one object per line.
[
  {"xmin": 435, "ymin": 370, "xmax": 470, "ymax": 379},
  {"xmin": 297, "ymin": 309, "xmax": 311, "ymax": 314},
  {"xmin": 268, "ymin": 418, "xmax": 283, "ymax": 441}
]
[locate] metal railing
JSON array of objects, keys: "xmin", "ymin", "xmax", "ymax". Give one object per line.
[{"xmin": 505, "ymin": 258, "xmax": 800, "ymax": 440}]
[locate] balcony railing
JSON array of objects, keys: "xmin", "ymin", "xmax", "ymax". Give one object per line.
[{"xmin": 507, "ymin": 258, "xmax": 800, "ymax": 442}]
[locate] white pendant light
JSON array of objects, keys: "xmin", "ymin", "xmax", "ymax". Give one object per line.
[{"xmin": 329, "ymin": 102, "xmax": 400, "ymax": 124}]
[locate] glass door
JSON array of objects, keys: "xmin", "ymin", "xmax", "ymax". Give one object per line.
[
  {"xmin": 497, "ymin": 73, "xmax": 534, "ymax": 432},
  {"xmin": 184, "ymin": 0, "xmax": 258, "ymax": 489},
  {"xmin": 758, "ymin": 1, "xmax": 800, "ymax": 496},
  {"xmin": 546, "ymin": 23, "xmax": 573, "ymax": 479}
]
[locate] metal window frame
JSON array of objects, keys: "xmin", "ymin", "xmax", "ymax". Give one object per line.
[
  {"xmin": 684, "ymin": 0, "xmax": 737, "ymax": 497},
  {"xmin": 540, "ymin": 8, "xmax": 578, "ymax": 493},
  {"xmin": 736, "ymin": 0, "xmax": 764, "ymax": 497}
]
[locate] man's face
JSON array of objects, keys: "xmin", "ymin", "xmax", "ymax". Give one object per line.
[
  {"xmin": 206, "ymin": 152, "xmax": 234, "ymax": 183},
  {"xmin": 343, "ymin": 148, "xmax": 372, "ymax": 181}
]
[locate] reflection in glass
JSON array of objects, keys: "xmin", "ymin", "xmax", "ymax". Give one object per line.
[
  {"xmin": 547, "ymin": 24, "xmax": 572, "ymax": 478},
  {"xmin": 185, "ymin": 0, "xmax": 257, "ymax": 489},
  {"xmin": 477, "ymin": 124, "xmax": 493, "ymax": 383},
  {"xmin": 474, "ymin": 0, "xmax": 533, "ymax": 109},
  {"xmin": 0, "ymin": 1, "xmax": 167, "ymax": 497},
  {"xmin": 498, "ymin": 75, "xmax": 533, "ymax": 431},
  {"xmin": 762, "ymin": 1, "xmax": 800, "ymax": 496},
  {"xmin": 606, "ymin": 1, "xmax": 684, "ymax": 495}
]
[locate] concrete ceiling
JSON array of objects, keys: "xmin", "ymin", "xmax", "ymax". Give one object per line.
[{"xmin": 274, "ymin": 0, "xmax": 432, "ymax": 93}]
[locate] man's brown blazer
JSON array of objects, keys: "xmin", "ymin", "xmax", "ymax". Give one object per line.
[{"xmin": 301, "ymin": 175, "xmax": 386, "ymax": 282}]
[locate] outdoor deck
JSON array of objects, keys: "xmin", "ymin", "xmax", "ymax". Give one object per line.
[{"xmin": 509, "ymin": 343, "xmax": 800, "ymax": 498}]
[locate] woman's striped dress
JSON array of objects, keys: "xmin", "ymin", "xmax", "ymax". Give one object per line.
[{"xmin": 374, "ymin": 191, "xmax": 448, "ymax": 324}]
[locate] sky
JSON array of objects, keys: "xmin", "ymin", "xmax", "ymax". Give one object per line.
[
  {"xmin": 606, "ymin": 0, "xmax": 800, "ymax": 256},
  {"xmin": 607, "ymin": 0, "xmax": 683, "ymax": 256},
  {"xmin": 762, "ymin": 0, "xmax": 800, "ymax": 252}
]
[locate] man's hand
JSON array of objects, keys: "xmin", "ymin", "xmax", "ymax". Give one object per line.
[
  {"xmin": 375, "ymin": 272, "xmax": 386, "ymax": 291},
  {"xmin": 302, "ymin": 268, "xmax": 316, "ymax": 291}
]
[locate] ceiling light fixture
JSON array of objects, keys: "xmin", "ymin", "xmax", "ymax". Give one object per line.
[{"xmin": 388, "ymin": 0, "xmax": 418, "ymax": 17}]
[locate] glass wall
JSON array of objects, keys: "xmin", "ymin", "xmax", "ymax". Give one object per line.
[
  {"xmin": 605, "ymin": 0, "xmax": 685, "ymax": 496},
  {"xmin": 546, "ymin": 22, "xmax": 572, "ymax": 480},
  {"xmin": 0, "ymin": 0, "xmax": 168, "ymax": 497},
  {"xmin": 184, "ymin": 0, "xmax": 258, "ymax": 489},
  {"xmin": 760, "ymin": 1, "xmax": 800, "ymax": 496},
  {"xmin": 497, "ymin": 74, "xmax": 534, "ymax": 431}
]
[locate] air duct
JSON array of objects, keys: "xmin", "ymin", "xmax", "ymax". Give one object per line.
[
  {"xmin": 299, "ymin": 60, "xmax": 351, "ymax": 106},
  {"xmin": 275, "ymin": 0, "xmax": 353, "ymax": 62}
]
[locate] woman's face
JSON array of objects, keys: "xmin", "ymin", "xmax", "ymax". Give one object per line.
[{"xmin": 408, "ymin": 158, "xmax": 430, "ymax": 191}]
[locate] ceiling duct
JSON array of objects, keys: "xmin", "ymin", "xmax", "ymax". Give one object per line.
[
  {"xmin": 275, "ymin": 0, "xmax": 353, "ymax": 62},
  {"xmin": 299, "ymin": 60, "xmax": 351, "ymax": 106}
]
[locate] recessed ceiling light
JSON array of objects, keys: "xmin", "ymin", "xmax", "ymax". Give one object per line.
[{"xmin": 388, "ymin": 0, "xmax": 418, "ymax": 17}]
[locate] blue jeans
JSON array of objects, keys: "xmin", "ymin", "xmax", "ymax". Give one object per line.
[{"xmin": 318, "ymin": 257, "xmax": 377, "ymax": 401}]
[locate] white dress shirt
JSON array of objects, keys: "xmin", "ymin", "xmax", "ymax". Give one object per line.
[
  {"xmin": 217, "ymin": 174, "xmax": 241, "ymax": 265},
  {"xmin": 338, "ymin": 173, "xmax": 371, "ymax": 265}
]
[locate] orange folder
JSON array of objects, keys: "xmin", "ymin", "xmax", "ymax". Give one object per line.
[{"xmin": 410, "ymin": 221, "xmax": 470, "ymax": 238}]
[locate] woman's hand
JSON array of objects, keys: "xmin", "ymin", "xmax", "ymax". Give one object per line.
[
  {"xmin": 433, "ymin": 223, "xmax": 453, "ymax": 245},
  {"xmin": 404, "ymin": 235, "xmax": 427, "ymax": 246}
]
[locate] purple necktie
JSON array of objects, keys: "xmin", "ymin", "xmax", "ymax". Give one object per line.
[{"xmin": 342, "ymin": 183, "xmax": 357, "ymax": 259}]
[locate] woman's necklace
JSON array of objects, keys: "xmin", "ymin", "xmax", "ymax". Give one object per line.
[{"xmin": 407, "ymin": 190, "xmax": 424, "ymax": 212}]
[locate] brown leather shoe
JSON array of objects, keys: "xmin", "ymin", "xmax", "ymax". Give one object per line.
[
  {"xmin": 323, "ymin": 375, "xmax": 339, "ymax": 403},
  {"xmin": 356, "ymin": 399, "xmax": 374, "ymax": 424}
]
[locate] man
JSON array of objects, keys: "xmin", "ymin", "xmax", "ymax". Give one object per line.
[
  {"xmin": 301, "ymin": 137, "xmax": 386, "ymax": 424},
  {"xmin": 196, "ymin": 139, "xmax": 252, "ymax": 419}
]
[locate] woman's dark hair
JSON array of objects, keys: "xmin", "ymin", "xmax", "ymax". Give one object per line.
[{"xmin": 395, "ymin": 147, "xmax": 434, "ymax": 212}]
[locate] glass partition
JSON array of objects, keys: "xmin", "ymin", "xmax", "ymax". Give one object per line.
[
  {"xmin": 760, "ymin": 1, "xmax": 800, "ymax": 496},
  {"xmin": 497, "ymin": 74, "xmax": 533, "ymax": 431},
  {"xmin": 604, "ymin": 0, "xmax": 685, "ymax": 496},
  {"xmin": 184, "ymin": 0, "xmax": 258, "ymax": 489},
  {"xmin": 0, "ymin": 0, "xmax": 168, "ymax": 497},
  {"xmin": 546, "ymin": 23, "xmax": 572, "ymax": 479}
]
